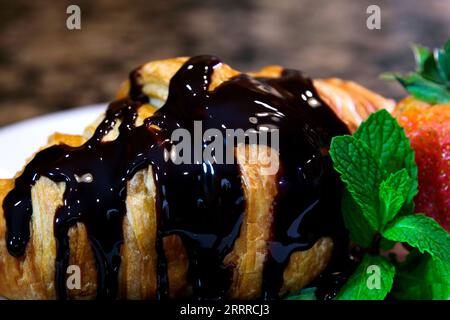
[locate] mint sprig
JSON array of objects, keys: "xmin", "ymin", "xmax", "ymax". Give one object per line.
[
  {"xmin": 353, "ymin": 109, "xmax": 418, "ymax": 211},
  {"xmin": 393, "ymin": 251, "xmax": 450, "ymax": 300},
  {"xmin": 330, "ymin": 136, "xmax": 386, "ymax": 231},
  {"xmin": 285, "ymin": 287, "xmax": 317, "ymax": 300},
  {"xmin": 341, "ymin": 190, "xmax": 375, "ymax": 248},
  {"xmin": 383, "ymin": 41, "xmax": 450, "ymax": 104},
  {"xmin": 383, "ymin": 214, "xmax": 450, "ymax": 264},
  {"xmin": 335, "ymin": 255, "xmax": 395, "ymax": 300},
  {"xmin": 379, "ymin": 169, "xmax": 414, "ymax": 226},
  {"xmin": 330, "ymin": 109, "xmax": 450, "ymax": 300}
]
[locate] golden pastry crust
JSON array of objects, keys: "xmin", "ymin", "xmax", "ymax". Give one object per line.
[
  {"xmin": 224, "ymin": 144, "xmax": 277, "ymax": 299},
  {"xmin": 0, "ymin": 57, "xmax": 394, "ymax": 300},
  {"xmin": 280, "ymin": 237, "xmax": 333, "ymax": 296},
  {"xmin": 133, "ymin": 58, "xmax": 394, "ymax": 133},
  {"xmin": 314, "ymin": 78, "xmax": 395, "ymax": 132}
]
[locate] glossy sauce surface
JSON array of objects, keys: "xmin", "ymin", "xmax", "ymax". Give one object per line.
[{"xmin": 3, "ymin": 56, "xmax": 349, "ymax": 299}]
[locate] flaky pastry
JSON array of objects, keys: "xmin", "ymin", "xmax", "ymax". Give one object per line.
[{"xmin": 0, "ymin": 57, "xmax": 393, "ymax": 300}]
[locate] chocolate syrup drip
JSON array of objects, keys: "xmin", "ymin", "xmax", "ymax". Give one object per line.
[{"xmin": 3, "ymin": 55, "xmax": 349, "ymax": 300}]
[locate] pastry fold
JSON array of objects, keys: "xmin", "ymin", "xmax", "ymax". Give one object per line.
[{"xmin": 0, "ymin": 58, "xmax": 394, "ymax": 300}]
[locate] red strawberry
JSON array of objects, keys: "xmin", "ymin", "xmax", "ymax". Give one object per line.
[{"xmin": 394, "ymin": 97, "xmax": 450, "ymax": 231}]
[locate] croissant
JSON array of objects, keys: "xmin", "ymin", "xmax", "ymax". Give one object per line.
[{"xmin": 0, "ymin": 56, "xmax": 394, "ymax": 300}]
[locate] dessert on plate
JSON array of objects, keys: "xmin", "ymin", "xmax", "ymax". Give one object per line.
[{"xmin": 0, "ymin": 55, "xmax": 396, "ymax": 299}]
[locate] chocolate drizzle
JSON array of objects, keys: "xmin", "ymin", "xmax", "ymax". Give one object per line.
[{"xmin": 3, "ymin": 55, "xmax": 349, "ymax": 300}]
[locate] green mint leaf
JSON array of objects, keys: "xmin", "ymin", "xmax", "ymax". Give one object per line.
[
  {"xmin": 383, "ymin": 214, "xmax": 450, "ymax": 265},
  {"xmin": 353, "ymin": 110, "xmax": 418, "ymax": 213},
  {"xmin": 379, "ymin": 169, "xmax": 414, "ymax": 226},
  {"xmin": 379, "ymin": 238, "xmax": 396, "ymax": 251},
  {"xmin": 285, "ymin": 287, "xmax": 317, "ymax": 300},
  {"xmin": 393, "ymin": 251, "xmax": 450, "ymax": 300},
  {"xmin": 336, "ymin": 254, "xmax": 395, "ymax": 300},
  {"xmin": 330, "ymin": 136, "xmax": 386, "ymax": 231},
  {"xmin": 342, "ymin": 190, "xmax": 375, "ymax": 248}
]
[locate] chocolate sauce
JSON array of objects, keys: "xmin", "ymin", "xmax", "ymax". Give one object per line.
[{"xmin": 3, "ymin": 55, "xmax": 349, "ymax": 300}]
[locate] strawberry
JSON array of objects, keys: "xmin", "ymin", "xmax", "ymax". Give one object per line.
[
  {"xmin": 394, "ymin": 98, "xmax": 450, "ymax": 231},
  {"xmin": 385, "ymin": 41, "xmax": 450, "ymax": 231}
]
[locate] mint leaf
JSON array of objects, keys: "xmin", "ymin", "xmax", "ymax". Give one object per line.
[
  {"xmin": 285, "ymin": 287, "xmax": 317, "ymax": 300},
  {"xmin": 330, "ymin": 136, "xmax": 386, "ymax": 231},
  {"xmin": 393, "ymin": 251, "xmax": 450, "ymax": 300},
  {"xmin": 379, "ymin": 238, "xmax": 396, "ymax": 251},
  {"xmin": 336, "ymin": 254, "xmax": 395, "ymax": 300},
  {"xmin": 383, "ymin": 214, "xmax": 450, "ymax": 265},
  {"xmin": 353, "ymin": 109, "xmax": 416, "ymax": 177},
  {"xmin": 342, "ymin": 190, "xmax": 375, "ymax": 248},
  {"xmin": 379, "ymin": 169, "xmax": 414, "ymax": 226},
  {"xmin": 354, "ymin": 110, "xmax": 418, "ymax": 212}
]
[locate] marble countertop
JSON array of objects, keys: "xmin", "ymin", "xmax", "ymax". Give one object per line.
[{"xmin": 0, "ymin": 0, "xmax": 449, "ymax": 126}]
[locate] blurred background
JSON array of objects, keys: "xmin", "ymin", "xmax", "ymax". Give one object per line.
[{"xmin": 0, "ymin": 0, "xmax": 449, "ymax": 126}]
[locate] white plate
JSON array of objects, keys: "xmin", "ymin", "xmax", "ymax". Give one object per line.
[
  {"xmin": 0, "ymin": 104, "xmax": 107, "ymax": 300},
  {"xmin": 0, "ymin": 104, "xmax": 107, "ymax": 179}
]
